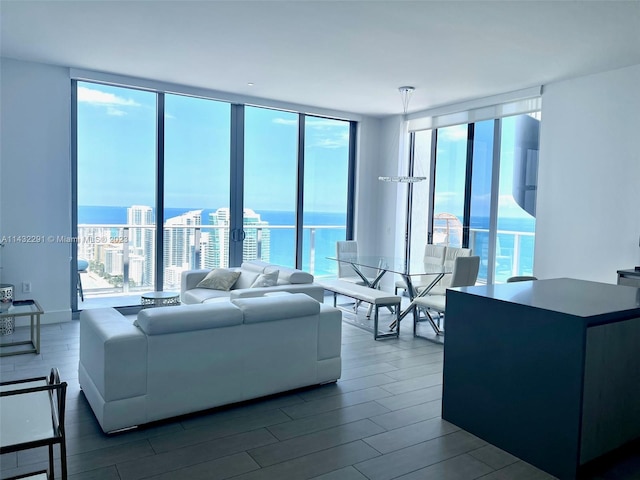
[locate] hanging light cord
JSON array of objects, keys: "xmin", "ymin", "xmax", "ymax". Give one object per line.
[{"xmin": 398, "ymin": 86, "xmax": 415, "ymax": 115}]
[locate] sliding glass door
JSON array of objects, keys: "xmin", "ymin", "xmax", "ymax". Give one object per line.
[
  {"xmin": 244, "ymin": 106, "xmax": 299, "ymax": 268},
  {"xmin": 163, "ymin": 94, "xmax": 231, "ymax": 289}
]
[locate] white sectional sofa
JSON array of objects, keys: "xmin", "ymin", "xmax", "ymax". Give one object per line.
[
  {"xmin": 181, "ymin": 260, "xmax": 325, "ymax": 304},
  {"xmin": 79, "ymin": 293, "xmax": 342, "ymax": 433}
]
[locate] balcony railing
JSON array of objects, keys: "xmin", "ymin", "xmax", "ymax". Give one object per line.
[{"xmin": 469, "ymin": 227, "xmax": 536, "ymax": 283}]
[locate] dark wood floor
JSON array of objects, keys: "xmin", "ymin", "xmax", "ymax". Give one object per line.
[{"xmin": 1, "ymin": 304, "xmax": 639, "ymax": 480}]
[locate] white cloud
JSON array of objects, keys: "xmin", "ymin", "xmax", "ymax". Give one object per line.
[
  {"xmin": 78, "ymin": 86, "xmax": 140, "ymax": 109},
  {"xmin": 106, "ymin": 107, "xmax": 126, "ymax": 117},
  {"xmin": 311, "ymin": 131, "xmax": 349, "ymax": 149},
  {"xmin": 439, "ymin": 126, "xmax": 468, "ymax": 142},
  {"xmin": 272, "ymin": 117, "xmax": 297, "ymax": 126},
  {"xmin": 270, "ymin": 117, "xmax": 349, "ymax": 147},
  {"xmin": 305, "ymin": 118, "xmax": 345, "ymax": 129}
]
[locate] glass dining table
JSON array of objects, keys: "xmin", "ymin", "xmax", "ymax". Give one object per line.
[{"xmin": 327, "ymin": 255, "xmax": 451, "ymax": 325}]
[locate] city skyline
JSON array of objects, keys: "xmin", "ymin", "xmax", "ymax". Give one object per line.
[{"xmin": 79, "ymin": 206, "xmax": 278, "ymax": 290}]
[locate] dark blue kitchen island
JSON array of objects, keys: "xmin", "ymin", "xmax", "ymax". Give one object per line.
[{"xmin": 443, "ymin": 278, "xmax": 640, "ymax": 480}]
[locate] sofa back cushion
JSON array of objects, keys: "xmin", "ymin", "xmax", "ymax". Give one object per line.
[
  {"xmin": 136, "ymin": 302, "xmax": 243, "ymax": 335},
  {"xmin": 240, "ymin": 260, "xmax": 313, "ymax": 285},
  {"xmin": 250, "ymin": 270, "xmax": 279, "ymax": 287},
  {"xmin": 233, "ymin": 270, "xmax": 260, "ymax": 289},
  {"xmin": 277, "ymin": 267, "xmax": 314, "ymax": 285},
  {"xmin": 232, "ymin": 293, "xmax": 320, "ymax": 324},
  {"xmin": 240, "ymin": 260, "xmax": 270, "ymax": 273}
]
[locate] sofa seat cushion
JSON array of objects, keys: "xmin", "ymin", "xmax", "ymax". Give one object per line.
[
  {"xmin": 183, "ymin": 288, "xmax": 229, "ymax": 304},
  {"xmin": 136, "ymin": 302, "xmax": 243, "ymax": 335},
  {"xmin": 232, "ymin": 293, "xmax": 320, "ymax": 324}
]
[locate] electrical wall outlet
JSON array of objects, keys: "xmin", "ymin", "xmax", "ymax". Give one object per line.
[{"xmin": 22, "ymin": 281, "xmax": 31, "ymax": 294}]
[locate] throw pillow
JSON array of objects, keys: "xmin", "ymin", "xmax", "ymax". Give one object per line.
[
  {"xmin": 250, "ymin": 269, "xmax": 279, "ymax": 288},
  {"xmin": 197, "ymin": 268, "xmax": 241, "ymax": 291}
]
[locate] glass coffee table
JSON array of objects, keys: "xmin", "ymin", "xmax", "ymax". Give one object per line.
[
  {"xmin": 140, "ymin": 291, "xmax": 180, "ymax": 308},
  {"xmin": 0, "ymin": 299, "xmax": 43, "ymax": 357}
]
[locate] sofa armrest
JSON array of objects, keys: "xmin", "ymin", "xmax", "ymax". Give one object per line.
[
  {"xmin": 318, "ymin": 304, "xmax": 342, "ymax": 361},
  {"xmin": 79, "ymin": 308, "xmax": 147, "ymax": 402}
]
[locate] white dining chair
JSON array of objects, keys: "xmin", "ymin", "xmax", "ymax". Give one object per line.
[
  {"xmin": 335, "ymin": 240, "xmax": 378, "ymax": 312},
  {"xmin": 394, "ymin": 244, "xmax": 446, "ymax": 295},
  {"xmin": 412, "ymin": 255, "xmax": 480, "ymax": 335},
  {"xmin": 336, "ymin": 240, "xmax": 365, "ymax": 284}
]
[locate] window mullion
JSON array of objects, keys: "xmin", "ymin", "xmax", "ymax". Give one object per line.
[
  {"xmin": 487, "ymin": 118, "xmax": 502, "ymax": 285},
  {"xmin": 155, "ymin": 93, "xmax": 165, "ymax": 290},
  {"xmin": 295, "ymin": 114, "xmax": 305, "ymax": 269},
  {"xmin": 229, "ymin": 104, "xmax": 245, "ymax": 267}
]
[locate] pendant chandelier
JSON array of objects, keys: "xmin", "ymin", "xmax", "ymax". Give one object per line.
[{"xmin": 378, "ymin": 86, "xmax": 426, "ymax": 183}]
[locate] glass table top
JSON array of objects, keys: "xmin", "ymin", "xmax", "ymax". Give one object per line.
[
  {"xmin": 0, "ymin": 300, "xmax": 43, "ymax": 317},
  {"xmin": 327, "ymin": 255, "xmax": 450, "ymax": 276}
]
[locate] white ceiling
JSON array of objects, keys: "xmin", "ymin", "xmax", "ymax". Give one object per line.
[{"xmin": 1, "ymin": 0, "xmax": 639, "ymax": 116}]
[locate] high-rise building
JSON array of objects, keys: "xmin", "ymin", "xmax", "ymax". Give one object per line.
[
  {"xmin": 104, "ymin": 247, "xmax": 123, "ymax": 276},
  {"xmin": 127, "ymin": 205, "xmax": 153, "ymax": 248},
  {"xmin": 206, "ymin": 208, "xmax": 270, "ymax": 268},
  {"xmin": 242, "ymin": 208, "xmax": 271, "ymax": 263},
  {"xmin": 127, "ymin": 205, "xmax": 155, "ymax": 287},
  {"xmin": 163, "ymin": 210, "xmax": 202, "ymax": 282}
]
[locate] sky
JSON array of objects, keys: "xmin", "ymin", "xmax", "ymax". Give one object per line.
[
  {"xmin": 427, "ymin": 115, "xmax": 538, "ymax": 227},
  {"xmin": 77, "ymin": 82, "xmax": 350, "ymax": 213},
  {"xmin": 77, "ymin": 81, "xmax": 538, "ymax": 226}
]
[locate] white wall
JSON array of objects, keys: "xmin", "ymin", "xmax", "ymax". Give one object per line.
[
  {"xmin": 0, "ymin": 58, "xmax": 72, "ymax": 323},
  {"xmin": 354, "ymin": 115, "xmax": 409, "ymax": 290},
  {"xmin": 535, "ymin": 64, "xmax": 640, "ymax": 283}
]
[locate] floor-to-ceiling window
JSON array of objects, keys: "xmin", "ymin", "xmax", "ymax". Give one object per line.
[
  {"xmin": 409, "ymin": 112, "xmax": 540, "ymax": 284},
  {"xmin": 493, "ymin": 114, "xmax": 538, "ymax": 282},
  {"xmin": 302, "ymin": 116, "xmax": 351, "ymax": 276},
  {"xmin": 163, "ymin": 94, "xmax": 231, "ymax": 289},
  {"xmin": 76, "ymin": 83, "xmax": 156, "ymax": 297},
  {"xmin": 244, "ymin": 106, "xmax": 299, "ymax": 268},
  {"xmin": 469, "ymin": 120, "xmax": 496, "ymax": 282},
  {"xmin": 75, "ymin": 81, "xmax": 355, "ymax": 307},
  {"xmin": 431, "ymin": 124, "xmax": 468, "ymax": 248}
]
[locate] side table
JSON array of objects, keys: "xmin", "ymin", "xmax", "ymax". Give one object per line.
[
  {"xmin": 0, "ymin": 368, "xmax": 67, "ymax": 479},
  {"xmin": 0, "ymin": 300, "xmax": 43, "ymax": 357},
  {"xmin": 141, "ymin": 291, "xmax": 180, "ymax": 308}
]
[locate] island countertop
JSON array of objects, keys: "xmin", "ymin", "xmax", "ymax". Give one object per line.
[{"xmin": 456, "ymin": 277, "xmax": 640, "ymax": 322}]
